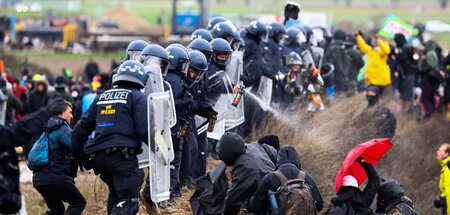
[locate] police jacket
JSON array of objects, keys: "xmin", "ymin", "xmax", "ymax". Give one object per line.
[
  {"xmin": 222, "ymin": 144, "xmax": 275, "ymax": 215},
  {"xmin": 249, "ymin": 145, "xmax": 323, "ymax": 213},
  {"xmin": 33, "ymin": 117, "xmax": 75, "ymax": 186},
  {"xmin": 262, "ymin": 37, "xmax": 284, "ymax": 78},
  {"xmin": 165, "ymin": 70, "xmax": 190, "ymax": 123},
  {"xmin": 242, "ymin": 33, "xmax": 271, "ymax": 90},
  {"xmin": 183, "ymin": 76, "xmax": 211, "ymax": 120},
  {"xmin": 331, "ymin": 162, "xmax": 381, "ymax": 215},
  {"xmin": 72, "ymin": 86, "xmax": 148, "ymax": 155}
]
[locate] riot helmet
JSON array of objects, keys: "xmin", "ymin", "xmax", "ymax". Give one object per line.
[
  {"xmin": 124, "ymin": 40, "xmax": 149, "ymax": 62},
  {"xmin": 207, "ymin": 16, "xmax": 227, "ymax": 30},
  {"xmin": 210, "ymin": 38, "xmax": 233, "ymax": 67},
  {"xmin": 166, "ymin": 45, "xmax": 190, "ymax": 75},
  {"xmin": 188, "ymin": 38, "xmax": 213, "ymax": 64},
  {"xmin": 283, "ymin": 27, "xmax": 301, "ymax": 46},
  {"xmin": 246, "ymin": 21, "xmax": 268, "ymax": 41},
  {"xmin": 140, "ymin": 44, "xmax": 170, "ymax": 76},
  {"xmin": 211, "ymin": 22, "xmax": 240, "ymax": 49},
  {"xmin": 268, "ymin": 22, "xmax": 286, "ymax": 42},
  {"xmin": 113, "ymin": 60, "xmax": 147, "ymax": 88},
  {"xmin": 191, "ymin": 29, "xmax": 213, "ymax": 42},
  {"xmin": 187, "ymin": 50, "xmax": 208, "ymax": 83}
]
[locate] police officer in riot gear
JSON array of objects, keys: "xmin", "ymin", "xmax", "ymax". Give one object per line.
[
  {"xmin": 211, "ymin": 22, "xmax": 241, "ymax": 51},
  {"xmin": 72, "ymin": 60, "xmax": 149, "ymax": 215},
  {"xmin": 108, "ymin": 40, "xmax": 150, "ymax": 89},
  {"xmin": 194, "ymin": 38, "xmax": 234, "ymax": 178},
  {"xmin": 164, "ymin": 45, "xmax": 191, "ymax": 198},
  {"xmin": 238, "ymin": 20, "xmax": 271, "ymax": 138},
  {"xmin": 191, "ymin": 29, "xmax": 213, "ymax": 42},
  {"xmin": 264, "ymin": 22, "xmax": 286, "ymax": 80},
  {"xmin": 281, "ymin": 27, "xmax": 303, "ymax": 63},
  {"xmin": 188, "ymin": 38, "xmax": 214, "ymax": 65},
  {"xmin": 182, "ymin": 50, "xmax": 217, "ymax": 184}
]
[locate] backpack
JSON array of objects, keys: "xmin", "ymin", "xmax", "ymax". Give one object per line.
[
  {"xmin": 325, "ymin": 201, "xmax": 356, "ymax": 215},
  {"xmin": 273, "ymin": 170, "xmax": 317, "ymax": 215},
  {"xmin": 27, "ymin": 132, "xmax": 50, "ymax": 171}
]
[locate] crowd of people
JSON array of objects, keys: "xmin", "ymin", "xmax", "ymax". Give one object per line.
[{"xmin": 1, "ymin": 9, "xmax": 450, "ymax": 215}]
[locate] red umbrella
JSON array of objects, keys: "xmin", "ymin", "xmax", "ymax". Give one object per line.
[{"xmin": 335, "ymin": 138, "xmax": 393, "ymax": 193}]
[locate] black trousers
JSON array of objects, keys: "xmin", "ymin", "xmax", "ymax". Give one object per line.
[
  {"xmin": 34, "ymin": 183, "xmax": 86, "ymax": 215},
  {"xmin": 93, "ymin": 151, "xmax": 140, "ymax": 215}
]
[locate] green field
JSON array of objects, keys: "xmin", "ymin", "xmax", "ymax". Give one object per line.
[{"xmin": 1, "ymin": 0, "xmax": 449, "ymax": 48}]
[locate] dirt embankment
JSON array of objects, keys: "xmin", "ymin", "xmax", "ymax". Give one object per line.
[{"xmin": 254, "ymin": 93, "xmax": 450, "ymax": 214}]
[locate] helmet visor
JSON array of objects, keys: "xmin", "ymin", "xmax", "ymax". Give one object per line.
[
  {"xmin": 143, "ymin": 56, "xmax": 170, "ymax": 76},
  {"xmin": 128, "ymin": 50, "xmax": 142, "ymax": 61},
  {"xmin": 187, "ymin": 67, "xmax": 206, "ymax": 83}
]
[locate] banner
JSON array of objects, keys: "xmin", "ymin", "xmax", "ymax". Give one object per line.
[{"xmin": 378, "ymin": 14, "xmax": 418, "ymax": 39}]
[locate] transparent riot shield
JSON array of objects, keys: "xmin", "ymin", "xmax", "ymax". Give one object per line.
[
  {"xmin": 310, "ymin": 46, "xmax": 324, "ymax": 70},
  {"xmin": 225, "ymin": 51, "xmax": 244, "ymax": 85},
  {"xmin": 301, "ymin": 49, "xmax": 316, "ymax": 68},
  {"xmin": 196, "ymin": 71, "xmax": 235, "ymax": 136},
  {"xmin": 256, "ymin": 76, "xmax": 273, "ymax": 107},
  {"xmin": 0, "ymin": 90, "xmax": 6, "ymax": 125},
  {"xmin": 224, "ymin": 51, "xmax": 245, "ymax": 130},
  {"xmin": 143, "ymin": 65, "xmax": 176, "ymax": 127},
  {"xmin": 140, "ymin": 91, "xmax": 175, "ymax": 203}
]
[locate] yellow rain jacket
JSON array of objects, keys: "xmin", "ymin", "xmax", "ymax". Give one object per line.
[
  {"xmin": 440, "ymin": 156, "xmax": 450, "ymax": 214},
  {"xmin": 356, "ymin": 35, "xmax": 391, "ymax": 86}
]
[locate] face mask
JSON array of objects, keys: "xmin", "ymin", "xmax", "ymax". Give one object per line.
[{"xmin": 366, "ymin": 95, "xmax": 379, "ymax": 107}]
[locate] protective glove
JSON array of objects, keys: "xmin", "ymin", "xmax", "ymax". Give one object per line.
[
  {"xmin": 206, "ymin": 107, "xmax": 218, "ymax": 119},
  {"xmin": 434, "ymin": 197, "xmax": 445, "ymax": 208},
  {"xmin": 182, "ymin": 92, "xmax": 194, "ymax": 106}
]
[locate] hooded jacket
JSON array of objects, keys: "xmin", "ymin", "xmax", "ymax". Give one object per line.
[
  {"xmin": 26, "ymin": 81, "xmax": 48, "ymax": 113},
  {"xmin": 249, "ymin": 145, "xmax": 323, "ymax": 214},
  {"xmin": 324, "ymin": 30, "xmax": 351, "ymax": 92},
  {"xmin": 421, "ymin": 40, "xmax": 441, "ymax": 85},
  {"xmin": 439, "ymin": 156, "xmax": 450, "ymax": 214},
  {"xmin": 375, "ymin": 179, "xmax": 418, "ymax": 215},
  {"xmin": 356, "ymin": 35, "xmax": 391, "ymax": 86},
  {"xmin": 331, "ymin": 162, "xmax": 381, "ymax": 215},
  {"xmin": 217, "ymin": 133, "xmax": 275, "ymax": 215},
  {"xmin": 32, "ymin": 117, "xmax": 75, "ymax": 187}
]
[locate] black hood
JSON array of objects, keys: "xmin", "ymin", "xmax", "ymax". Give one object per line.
[
  {"xmin": 377, "ymin": 179, "xmax": 404, "ymax": 203},
  {"xmin": 394, "ymin": 33, "xmax": 407, "ymax": 47},
  {"xmin": 333, "ymin": 29, "xmax": 347, "ymax": 41},
  {"xmin": 44, "ymin": 117, "xmax": 67, "ymax": 133},
  {"xmin": 276, "ymin": 145, "xmax": 301, "ymax": 169},
  {"xmin": 217, "ymin": 132, "xmax": 246, "ymax": 166},
  {"xmin": 258, "ymin": 135, "xmax": 280, "ymax": 151}
]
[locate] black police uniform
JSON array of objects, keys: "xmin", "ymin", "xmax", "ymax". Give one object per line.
[{"xmin": 72, "ymin": 86, "xmax": 148, "ymax": 214}]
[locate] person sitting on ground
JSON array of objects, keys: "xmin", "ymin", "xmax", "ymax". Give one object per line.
[
  {"xmin": 331, "ymin": 157, "xmax": 381, "ymax": 215},
  {"xmin": 249, "ymin": 145, "xmax": 323, "ymax": 214},
  {"xmin": 374, "ymin": 179, "xmax": 419, "ymax": 215}
]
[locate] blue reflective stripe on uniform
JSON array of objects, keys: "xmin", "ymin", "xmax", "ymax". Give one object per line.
[{"xmin": 98, "ymin": 123, "xmax": 116, "ymax": 127}]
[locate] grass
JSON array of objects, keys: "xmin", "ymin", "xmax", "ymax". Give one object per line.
[{"xmin": 10, "ymin": 50, "xmax": 124, "ymax": 60}]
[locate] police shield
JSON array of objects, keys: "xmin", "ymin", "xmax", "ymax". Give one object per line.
[
  {"xmin": 144, "ymin": 65, "xmax": 176, "ymax": 127},
  {"xmin": 256, "ymin": 76, "xmax": 273, "ymax": 108},
  {"xmin": 0, "ymin": 90, "xmax": 6, "ymax": 125},
  {"xmin": 224, "ymin": 51, "xmax": 245, "ymax": 130},
  {"xmin": 310, "ymin": 46, "xmax": 324, "ymax": 69},
  {"xmin": 196, "ymin": 71, "xmax": 235, "ymax": 138},
  {"xmin": 140, "ymin": 91, "xmax": 174, "ymax": 203}
]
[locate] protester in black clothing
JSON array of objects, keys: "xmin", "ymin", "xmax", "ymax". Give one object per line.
[
  {"xmin": 374, "ymin": 179, "xmax": 419, "ymax": 215},
  {"xmin": 331, "ymin": 158, "xmax": 381, "ymax": 215},
  {"xmin": 249, "ymin": 145, "xmax": 323, "ymax": 214},
  {"xmin": 217, "ymin": 132, "xmax": 275, "ymax": 215},
  {"xmin": 26, "ymin": 80, "xmax": 48, "ymax": 114}
]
